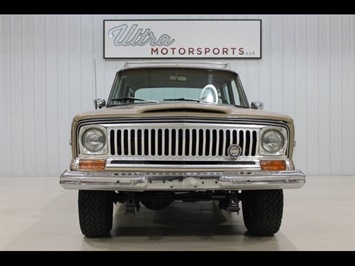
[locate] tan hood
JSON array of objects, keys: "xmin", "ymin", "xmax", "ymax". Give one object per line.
[{"xmin": 73, "ymin": 102, "xmax": 293, "ymax": 123}]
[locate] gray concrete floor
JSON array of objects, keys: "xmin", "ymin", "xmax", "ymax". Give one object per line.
[{"xmin": 0, "ymin": 175, "xmax": 354, "ymax": 251}]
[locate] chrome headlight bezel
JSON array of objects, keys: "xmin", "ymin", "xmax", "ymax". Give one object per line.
[
  {"xmin": 260, "ymin": 127, "xmax": 288, "ymax": 155},
  {"xmin": 79, "ymin": 125, "xmax": 107, "ymax": 155}
]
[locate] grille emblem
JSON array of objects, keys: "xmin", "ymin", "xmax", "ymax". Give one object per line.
[{"xmin": 228, "ymin": 144, "xmax": 242, "ymax": 158}]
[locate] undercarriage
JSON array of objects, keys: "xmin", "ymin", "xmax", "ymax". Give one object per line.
[{"xmin": 114, "ymin": 190, "xmax": 241, "ymax": 214}]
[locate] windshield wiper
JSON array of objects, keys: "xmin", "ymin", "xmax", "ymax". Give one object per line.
[
  {"xmin": 163, "ymin": 97, "xmax": 207, "ymax": 103},
  {"xmin": 110, "ymin": 97, "xmax": 159, "ymax": 103}
]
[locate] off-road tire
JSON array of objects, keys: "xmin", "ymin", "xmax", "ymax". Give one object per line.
[
  {"xmin": 78, "ymin": 190, "xmax": 114, "ymax": 238},
  {"xmin": 242, "ymin": 189, "xmax": 283, "ymax": 236}
]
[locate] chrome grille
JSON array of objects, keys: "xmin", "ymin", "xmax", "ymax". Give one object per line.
[{"xmin": 107, "ymin": 123, "xmax": 260, "ymax": 160}]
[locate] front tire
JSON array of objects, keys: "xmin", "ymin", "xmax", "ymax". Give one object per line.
[
  {"xmin": 242, "ymin": 189, "xmax": 283, "ymax": 236},
  {"xmin": 78, "ymin": 190, "xmax": 114, "ymax": 238}
]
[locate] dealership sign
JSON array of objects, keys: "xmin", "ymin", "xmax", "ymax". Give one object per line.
[{"xmin": 103, "ymin": 19, "xmax": 261, "ymax": 59}]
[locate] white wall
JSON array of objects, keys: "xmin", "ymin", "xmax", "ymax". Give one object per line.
[{"xmin": 1, "ymin": 14, "xmax": 354, "ymax": 177}]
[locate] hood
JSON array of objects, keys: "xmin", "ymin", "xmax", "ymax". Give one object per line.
[{"xmin": 73, "ymin": 102, "xmax": 293, "ymax": 123}]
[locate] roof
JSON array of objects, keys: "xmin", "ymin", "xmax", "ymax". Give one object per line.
[{"xmin": 123, "ymin": 60, "xmax": 232, "ymax": 70}]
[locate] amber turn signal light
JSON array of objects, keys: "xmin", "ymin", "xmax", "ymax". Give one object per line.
[
  {"xmin": 260, "ymin": 160, "xmax": 286, "ymax": 171},
  {"xmin": 79, "ymin": 159, "xmax": 106, "ymax": 170}
]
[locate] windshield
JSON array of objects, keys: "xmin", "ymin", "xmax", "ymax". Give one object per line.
[{"xmin": 107, "ymin": 67, "xmax": 250, "ymax": 107}]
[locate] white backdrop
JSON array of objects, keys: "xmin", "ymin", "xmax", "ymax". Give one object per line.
[{"xmin": 1, "ymin": 14, "xmax": 354, "ymax": 176}]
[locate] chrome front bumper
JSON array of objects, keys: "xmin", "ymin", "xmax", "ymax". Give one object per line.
[{"xmin": 59, "ymin": 169, "xmax": 305, "ymax": 191}]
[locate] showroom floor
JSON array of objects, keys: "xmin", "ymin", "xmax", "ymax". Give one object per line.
[{"xmin": 0, "ymin": 175, "xmax": 354, "ymax": 251}]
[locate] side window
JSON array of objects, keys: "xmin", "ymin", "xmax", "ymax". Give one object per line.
[
  {"xmin": 111, "ymin": 78, "xmax": 131, "ymax": 99},
  {"xmin": 219, "ymin": 84, "xmax": 231, "ymax": 104},
  {"xmin": 231, "ymin": 80, "xmax": 241, "ymax": 105}
]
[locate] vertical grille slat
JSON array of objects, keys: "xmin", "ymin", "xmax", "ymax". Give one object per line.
[
  {"xmin": 194, "ymin": 129, "xmax": 198, "ymax": 156},
  {"xmin": 182, "ymin": 129, "xmax": 186, "ymax": 156},
  {"xmin": 108, "ymin": 124, "xmax": 261, "ymax": 159},
  {"xmin": 201, "ymin": 129, "xmax": 206, "ymax": 156},
  {"xmin": 133, "ymin": 129, "xmax": 137, "ymax": 155},
  {"xmin": 148, "ymin": 129, "xmax": 152, "ymax": 156},
  {"xmin": 126, "ymin": 130, "xmax": 132, "ymax": 155},
  {"xmin": 154, "ymin": 129, "xmax": 158, "ymax": 156},
  {"xmin": 222, "ymin": 129, "xmax": 227, "ymax": 156},
  {"xmin": 167, "ymin": 129, "xmax": 171, "ymax": 156}
]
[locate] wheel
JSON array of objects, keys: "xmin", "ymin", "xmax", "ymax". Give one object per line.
[
  {"xmin": 78, "ymin": 190, "xmax": 114, "ymax": 238},
  {"xmin": 242, "ymin": 189, "xmax": 283, "ymax": 236},
  {"xmin": 140, "ymin": 192, "xmax": 174, "ymax": 211},
  {"xmin": 200, "ymin": 84, "xmax": 218, "ymax": 103}
]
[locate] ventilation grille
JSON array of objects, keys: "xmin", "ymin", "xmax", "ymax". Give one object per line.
[{"xmin": 107, "ymin": 124, "xmax": 259, "ymax": 160}]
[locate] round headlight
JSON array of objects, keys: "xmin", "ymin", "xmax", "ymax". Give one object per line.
[
  {"xmin": 82, "ymin": 128, "xmax": 106, "ymax": 152},
  {"xmin": 261, "ymin": 129, "xmax": 284, "ymax": 153}
]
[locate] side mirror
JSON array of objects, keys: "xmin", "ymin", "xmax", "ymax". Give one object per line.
[
  {"xmin": 94, "ymin": 98, "xmax": 106, "ymax": 109},
  {"xmin": 251, "ymin": 101, "xmax": 264, "ymax": 110}
]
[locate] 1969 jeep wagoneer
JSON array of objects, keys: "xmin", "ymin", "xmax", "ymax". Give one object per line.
[{"xmin": 60, "ymin": 61, "xmax": 305, "ymax": 238}]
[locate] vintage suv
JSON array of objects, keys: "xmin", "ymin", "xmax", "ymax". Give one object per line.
[{"xmin": 60, "ymin": 61, "xmax": 305, "ymax": 238}]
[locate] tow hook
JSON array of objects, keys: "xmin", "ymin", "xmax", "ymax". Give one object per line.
[
  {"xmin": 227, "ymin": 192, "xmax": 240, "ymax": 214},
  {"xmin": 125, "ymin": 193, "xmax": 140, "ymax": 214}
]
